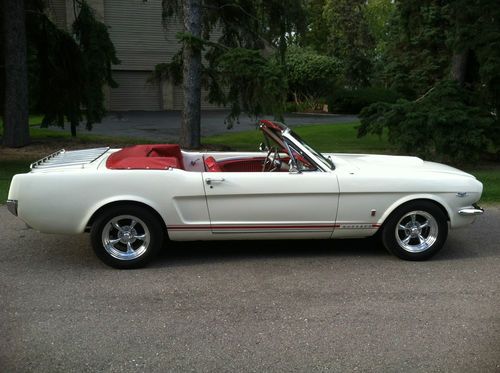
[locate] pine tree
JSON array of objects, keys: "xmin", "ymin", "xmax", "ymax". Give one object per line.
[
  {"xmin": 1, "ymin": 0, "xmax": 118, "ymax": 144},
  {"xmin": 2, "ymin": 0, "xmax": 30, "ymax": 147},
  {"xmin": 160, "ymin": 0, "xmax": 306, "ymax": 148}
]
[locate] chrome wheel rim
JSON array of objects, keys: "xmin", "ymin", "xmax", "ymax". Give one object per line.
[
  {"xmin": 395, "ymin": 210, "xmax": 438, "ymax": 253},
  {"xmin": 102, "ymin": 215, "xmax": 150, "ymax": 261}
]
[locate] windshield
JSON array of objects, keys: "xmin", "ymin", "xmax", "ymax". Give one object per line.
[{"xmin": 288, "ymin": 130, "xmax": 334, "ymax": 170}]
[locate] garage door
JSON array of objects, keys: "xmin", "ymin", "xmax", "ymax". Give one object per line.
[{"xmin": 109, "ymin": 71, "xmax": 161, "ymax": 111}]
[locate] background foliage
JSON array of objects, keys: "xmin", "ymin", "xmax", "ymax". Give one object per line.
[
  {"xmin": 358, "ymin": 81, "xmax": 495, "ymax": 163},
  {"xmin": 327, "ymin": 87, "xmax": 400, "ymax": 114},
  {"xmin": 285, "ymin": 46, "xmax": 341, "ymax": 106},
  {"xmin": 356, "ymin": 0, "xmax": 500, "ymax": 163}
]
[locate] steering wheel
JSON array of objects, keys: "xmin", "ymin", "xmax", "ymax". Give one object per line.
[{"xmin": 262, "ymin": 147, "xmax": 282, "ymax": 172}]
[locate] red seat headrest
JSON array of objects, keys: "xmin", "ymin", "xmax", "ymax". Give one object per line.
[{"xmin": 204, "ymin": 156, "xmax": 222, "ymax": 172}]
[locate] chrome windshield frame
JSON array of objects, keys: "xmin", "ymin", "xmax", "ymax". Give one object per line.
[
  {"xmin": 258, "ymin": 120, "xmax": 335, "ymax": 172},
  {"xmin": 282, "ymin": 128, "xmax": 335, "ymax": 172}
]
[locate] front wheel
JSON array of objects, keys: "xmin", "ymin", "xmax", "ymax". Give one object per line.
[
  {"xmin": 381, "ymin": 201, "xmax": 448, "ymax": 261},
  {"xmin": 90, "ymin": 205, "xmax": 164, "ymax": 269}
]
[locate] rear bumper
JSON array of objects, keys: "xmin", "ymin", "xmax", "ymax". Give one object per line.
[
  {"xmin": 6, "ymin": 199, "xmax": 18, "ymax": 216},
  {"xmin": 458, "ymin": 204, "xmax": 484, "ymax": 216}
]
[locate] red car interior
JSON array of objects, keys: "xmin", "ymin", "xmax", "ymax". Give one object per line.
[
  {"xmin": 216, "ymin": 158, "xmax": 265, "ymax": 172},
  {"xmin": 204, "ymin": 156, "xmax": 290, "ymax": 172},
  {"xmin": 107, "ymin": 144, "xmax": 287, "ymax": 172},
  {"xmin": 203, "ymin": 156, "xmax": 222, "ymax": 172},
  {"xmin": 107, "ymin": 144, "xmax": 185, "ymax": 170}
]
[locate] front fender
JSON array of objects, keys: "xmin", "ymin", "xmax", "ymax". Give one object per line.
[{"xmin": 378, "ymin": 193, "xmax": 479, "ymax": 229}]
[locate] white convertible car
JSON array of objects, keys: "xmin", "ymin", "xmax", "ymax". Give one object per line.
[{"xmin": 7, "ymin": 120, "xmax": 483, "ymax": 268}]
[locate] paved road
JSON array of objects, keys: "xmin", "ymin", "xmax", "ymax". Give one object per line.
[
  {"xmin": 1, "ymin": 206, "xmax": 499, "ymax": 372},
  {"xmin": 47, "ymin": 111, "xmax": 358, "ymax": 141}
]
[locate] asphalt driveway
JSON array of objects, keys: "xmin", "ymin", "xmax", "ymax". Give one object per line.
[
  {"xmin": 48, "ymin": 110, "xmax": 358, "ymax": 141},
  {"xmin": 0, "ymin": 206, "xmax": 499, "ymax": 372}
]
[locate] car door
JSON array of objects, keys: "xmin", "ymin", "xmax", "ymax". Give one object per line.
[{"xmin": 202, "ymin": 170, "xmax": 340, "ymax": 239}]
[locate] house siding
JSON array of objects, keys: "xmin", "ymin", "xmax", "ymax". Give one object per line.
[
  {"xmin": 109, "ymin": 71, "xmax": 161, "ymax": 111},
  {"xmin": 104, "ymin": 0, "xmax": 182, "ymax": 71},
  {"xmin": 44, "ymin": 0, "xmax": 223, "ymax": 111}
]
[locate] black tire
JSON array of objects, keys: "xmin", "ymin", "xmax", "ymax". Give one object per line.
[
  {"xmin": 381, "ymin": 201, "xmax": 448, "ymax": 261},
  {"xmin": 90, "ymin": 205, "xmax": 164, "ymax": 269}
]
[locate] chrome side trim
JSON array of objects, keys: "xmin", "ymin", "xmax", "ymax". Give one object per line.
[
  {"xmin": 458, "ymin": 206, "xmax": 484, "ymax": 216},
  {"xmin": 6, "ymin": 199, "xmax": 18, "ymax": 216}
]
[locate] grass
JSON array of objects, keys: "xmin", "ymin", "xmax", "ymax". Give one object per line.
[
  {"xmin": 0, "ymin": 159, "xmax": 31, "ymax": 202},
  {"xmin": 467, "ymin": 169, "xmax": 500, "ymax": 204},
  {"xmin": 204, "ymin": 122, "xmax": 393, "ymax": 153},
  {"xmin": 1, "ymin": 119, "xmax": 499, "ymax": 204}
]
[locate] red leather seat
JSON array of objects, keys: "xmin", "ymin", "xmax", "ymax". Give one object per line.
[
  {"xmin": 204, "ymin": 156, "xmax": 222, "ymax": 172},
  {"xmin": 146, "ymin": 144, "xmax": 184, "ymax": 169}
]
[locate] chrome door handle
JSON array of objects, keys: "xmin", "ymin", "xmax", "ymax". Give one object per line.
[{"xmin": 205, "ymin": 177, "xmax": 225, "ymax": 185}]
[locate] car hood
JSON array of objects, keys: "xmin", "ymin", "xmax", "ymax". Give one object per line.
[{"xmin": 327, "ymin": 153, "xmax": 475, "ymax": 178}]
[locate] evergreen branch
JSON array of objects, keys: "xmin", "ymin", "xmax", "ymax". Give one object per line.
[{"xmin": 415, "ymin": 86, "xmax": 436, "ymax": 102}]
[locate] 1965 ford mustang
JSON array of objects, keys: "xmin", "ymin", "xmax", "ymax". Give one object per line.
[{"xmin": 7, "ymin": 120, "xmax": 484, "ymax": 268}]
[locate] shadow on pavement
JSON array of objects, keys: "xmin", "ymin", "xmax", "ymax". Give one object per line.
[
  {"xmin": 28, "ymin": 231, "xmax": 494, "ymax": 270},
  {"xmin": 153, "ymin": 237, "xmax": 390, "ymax": 268}
]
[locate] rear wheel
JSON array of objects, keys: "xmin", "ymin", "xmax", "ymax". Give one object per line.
[
  {"xmin": 381, "ymin": 201, "xmax": 448, "ymax": 261},
  {"xmin": 90, "ymin": 205, "xmax": 164, "ymax": 269}
]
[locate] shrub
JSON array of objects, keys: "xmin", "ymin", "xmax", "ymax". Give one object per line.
[
  {"xmin": 357, "ymin": 81, "xmax": 496, "ymax": 164},
  {"xmin": 327, "ymin": 87, "xmax": 401, "ymax": 114},
  {"xmin": 285, "ymin": 47, "xmax": 341, "ymax": 103}
]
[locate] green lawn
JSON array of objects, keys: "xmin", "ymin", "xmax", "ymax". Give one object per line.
[
  {"xmin": 467, "ymin": 169, "xmax": 500, "ymax": 204},
  {"xmin": 0, "ymin": 159, "xmax": 31, "ymax": 202},
  {"xmin": 204, "ymin": 122, "xmax": 393, "ymax": 153},
  {"xmin": 1, "ymin": 120, "xmax": 498, "ymax": 204},
  {"xmin": 0, "ymin": 115, "xmax": 44, "ymax": 129}
]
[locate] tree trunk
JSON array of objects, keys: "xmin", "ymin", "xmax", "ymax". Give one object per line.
[
  {"xmin": 2, "ymin": 0, "xmax": 30, "ymax": 147},
  {"xmin": 450, "ymin": 50, "xmax": 469, "ymax": 87},
  {"xmin": 180, "ymin": 0, "xmax": 202, "ymax": 149},
  {"xmin": 71, "ymin": 121, "xmax": 77, "ymax": 137}
]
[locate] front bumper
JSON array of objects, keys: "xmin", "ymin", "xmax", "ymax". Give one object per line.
[
  {"xmin": 458, "ymin": 204, "xmax": 484, "ymax": 216},
  {"xmin": 6, "ymin": 199, "xmax": 18, "ymax": 216}
]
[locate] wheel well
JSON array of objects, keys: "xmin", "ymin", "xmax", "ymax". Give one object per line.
[
  {"xmin": 85, "ymin": 201, "xmax": 168, "ymax": 236},
  {"xmin": 380, "ymin": 198, "xmax": 450, "ymax": 231}
]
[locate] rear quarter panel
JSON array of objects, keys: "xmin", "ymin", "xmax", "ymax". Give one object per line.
[{"xmin": 9, "ymin": 168, "xmax": 208, "ymax": 235}]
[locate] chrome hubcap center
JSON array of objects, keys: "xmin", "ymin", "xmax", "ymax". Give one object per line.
[
  {"xmin": 405, "ymin": 222, "xmax": 422, "ymax": 237},
  {"xmin": 118, "ymin": 226, "xmax": 137, "ymax": 243}
]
